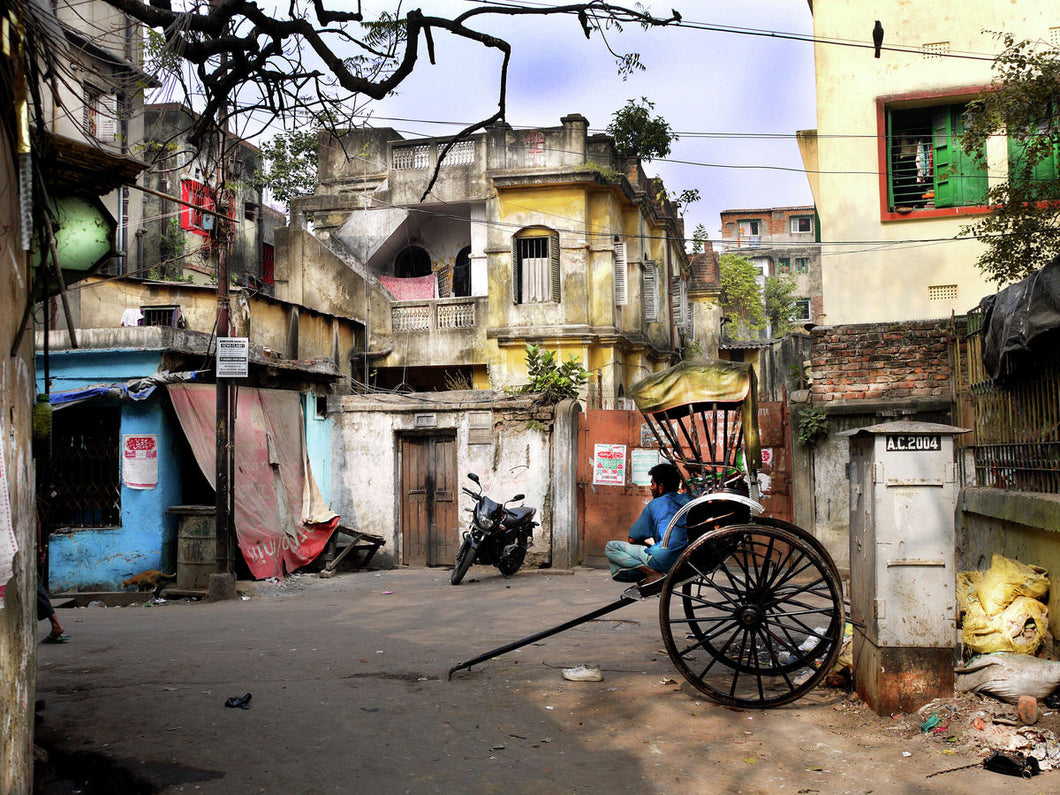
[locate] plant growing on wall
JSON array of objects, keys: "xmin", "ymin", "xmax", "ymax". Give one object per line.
[
  {"xmin": 516, "ymin": 344, "xmax": 589, "ymax": 403},
  {"xmin": 797, "ymin": 405, "xmax": 829, "ymax": 447},
  {"xmin": 607, "ymin": 97, "xmax": 677, "ymax": 161}
]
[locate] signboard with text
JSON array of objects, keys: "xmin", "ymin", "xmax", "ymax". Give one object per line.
[
  {"xmin": 123, "ymin": 434, "xmax": 159, "ymax": 489},
  {"xmin": 217, "ymin": 337, "xmax": 249, "ymax": 378}
]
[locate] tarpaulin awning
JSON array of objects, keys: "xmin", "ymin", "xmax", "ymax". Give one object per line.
[
  {"xmin": 49, "ymin": 370, "xmax": 203, "ymax": 409},
  {"xmin": 979, "ymin": 256, "xmax": 1060, "ymax": 382},
  {"xmin": 168, "ymin": 385, "xmax": 338, "ymax": 580}
]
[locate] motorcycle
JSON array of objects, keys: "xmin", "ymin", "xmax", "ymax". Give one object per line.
[{"xmin": 450, "ymin": 473, "xmax": 537, "ymax": 585}]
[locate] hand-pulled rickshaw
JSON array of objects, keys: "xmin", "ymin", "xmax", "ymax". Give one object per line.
[{"xmin": 450, "ymin": 360, "xmax": 846, "ymax": 709}]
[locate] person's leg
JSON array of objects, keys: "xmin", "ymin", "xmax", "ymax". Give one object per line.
[
  {"xmin": 604, "ymin": 541, "xmax": 652, "ymax": 582},
  {"xmin": 37, "ymin": 581, "xmax": 66, "ymax": 640}
]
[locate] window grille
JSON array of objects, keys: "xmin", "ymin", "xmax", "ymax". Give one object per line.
[
  {"xmin": 777, "ymin": 258, "xmax": 791, "ymax": 275},
  {"xmin": 393, "ymin": 145, "xmax": 429, "ymax": 170},
  {"xmin": 441, "ymin": 140, "xmax": 475, "ymax": 166},
  {"xmin": 795, "ymin": 257, "xmax": 809, "ymax": 274},
  {"xmin": 793, "ymin": 298, "xmax": 811, "ymax": 323},
  {"xmin": 643, "ymin": 261, "xmax": 659, "ymax": 322},
  {"xmin": 141, "ymin": 305, "xmax": 185, "ymax": 327},
  {"xmin": 922, "ymin": 42, "xmax": 950, "ymax": 59},
  {"xmin": 929, "ymin": 284, "xmax": 958, "ymax": 301},
  {"xmin": 1051, "ymin": 27, "xmax": 1060, "ymax": 50},
  {"xmin": 49, "ymin": 406, "xmax": 121, "ymax": 528},
  {"xmin": 613, "ymin": 241, "xmax": 628, "ymax": 306}
]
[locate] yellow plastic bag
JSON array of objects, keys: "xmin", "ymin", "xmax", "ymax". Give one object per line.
[
  {"xmin": 977, "ymin": 553, "xmax": 1049, "ymax": 615},
  {"xmin": 962, "ymin": 596, "xmax": 1050, "ymax": 655}
]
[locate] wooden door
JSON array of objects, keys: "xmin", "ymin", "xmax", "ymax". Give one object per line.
[{"xmin": 400, "ymin": 434, "xmax": 458, "ymax": 566}]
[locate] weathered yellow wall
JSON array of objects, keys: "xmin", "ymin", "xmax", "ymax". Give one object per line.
[{"xmin": 809, "ymin": 0, "xmax": 1052, "ymax": 324}]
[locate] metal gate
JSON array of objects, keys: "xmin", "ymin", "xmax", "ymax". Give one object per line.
[
  {"xmin": 576, "ymin": 404, "xmax": 793, "ymax": 565},
  {"xmin": 399, "ymin": 433, "xmax": 458, "ymax": 566}
]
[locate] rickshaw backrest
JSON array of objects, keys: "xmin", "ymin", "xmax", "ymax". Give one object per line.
[{"xmin": 630, "ymin": 360, "xmax": 762, "ymax": 498}]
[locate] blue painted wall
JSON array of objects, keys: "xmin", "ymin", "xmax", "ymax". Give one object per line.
[
  {"xmin": 303, "ymin": 393, "xmax": 336, "ymax": 516},
  {"xmin": 39, "ymin": 348, "xmax": 183, "ymax": 591}
]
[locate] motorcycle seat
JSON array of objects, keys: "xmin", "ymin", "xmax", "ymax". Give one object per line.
[{"xmin": 505, "ymin": 506, "xmax": 535, "ymax": 523}]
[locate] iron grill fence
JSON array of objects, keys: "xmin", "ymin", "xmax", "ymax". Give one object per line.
[{"xmin": 955, "ymin": 308, "xmax": 1060, "ymax": 494}]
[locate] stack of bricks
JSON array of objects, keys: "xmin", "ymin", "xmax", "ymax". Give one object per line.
[{"xmin": 809, "ymin": 321, "xmax": 954, "ymax": 404}]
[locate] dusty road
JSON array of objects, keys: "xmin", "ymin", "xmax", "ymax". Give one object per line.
[{"xmin": 35, "ymin": 566, "xmax": 1034, "ymax": 793}]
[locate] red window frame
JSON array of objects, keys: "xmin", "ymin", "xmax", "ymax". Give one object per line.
[
  {"xmin": 877, "ymin": 86, "xmax": 992, "ymax": 223},
  {"xmin": 181, "ymin": 179, "xmax": 212, "ymax": 236}
]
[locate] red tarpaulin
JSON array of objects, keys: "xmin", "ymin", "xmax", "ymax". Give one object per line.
[{"xmin": 168, "ymin": 385, "xmax": 338, "ymax": 579}]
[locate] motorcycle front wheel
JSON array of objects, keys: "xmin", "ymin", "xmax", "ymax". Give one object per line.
[{"xmin": 450, "ymin": 536, "xmax": 477, "ymax": 585}]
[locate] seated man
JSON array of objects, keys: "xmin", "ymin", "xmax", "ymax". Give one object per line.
[{"xmin": 605, "ymin": 463, "xmax": 691, "ymax": 584}]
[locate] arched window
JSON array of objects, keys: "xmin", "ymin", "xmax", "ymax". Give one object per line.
[
  {"xmin": 453, "ymin": 246, "xmax": 471, "ymax": 297},
  {"xmin": 511, "ymin": 228, "xmax": 559, "ymax": 304},
  {"xmin": 394, "ymin": 245, "xmax": 432, "ymax": 278}
]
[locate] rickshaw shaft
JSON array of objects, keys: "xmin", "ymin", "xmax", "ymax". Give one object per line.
[{"xmin": 447, "ymin": 593, "xmax": 639, "ymax": 679}]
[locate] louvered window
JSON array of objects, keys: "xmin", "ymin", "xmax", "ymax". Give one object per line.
[
  {"xmin": 511, "ymin": 231, "xmax": 560, "ymax": 304},
  {"xmin": 85, "ymin": 88, "xmax": 117, "ymax": 141},
  {"xmin": 670, "ymin": 277, "xmax": 688, "ymax": 333},
  {"xmin": 613, "ymin": 241, "xmax": 628, "ymax": 306},
  {"xmin": 643, "ymin": 261, "xmax": 659, "ymax": 322}
]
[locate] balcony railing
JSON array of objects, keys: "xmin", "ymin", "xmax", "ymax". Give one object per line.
[{"xmin": 392, "ymin": 298, "xmax": 477, "ymax": 332}]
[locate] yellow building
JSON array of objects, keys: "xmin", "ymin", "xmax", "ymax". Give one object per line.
[
  {"xmin": 799, "ymin": 1, "xmax": 1057, "ymax": 324},
  {"xmin": 282, "ymin": 115, "xmax": 693, "ymax": 406}
]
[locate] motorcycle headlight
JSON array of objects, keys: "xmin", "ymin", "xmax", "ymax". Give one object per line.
[{"xmin": 473, "ymin": 502, "xmax": 492, "ymax": 530}]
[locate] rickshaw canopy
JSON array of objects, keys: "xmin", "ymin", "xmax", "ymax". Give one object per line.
[{"xmin": 630, "ymin": 360, "xmax": 761, "ymax": 471}]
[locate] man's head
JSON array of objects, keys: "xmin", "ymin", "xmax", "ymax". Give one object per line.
[{"xmin": 648, "ymin": 463, "xmax": 682, "ymax": 497}]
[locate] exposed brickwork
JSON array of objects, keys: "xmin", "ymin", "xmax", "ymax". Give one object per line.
[
  {"xmin": 688, "ymin": 244, "xmax": 720, "ymax": 294},
  {"xmin": 809, "ymin": 321, "xmax": 955, "ymax": 403}
]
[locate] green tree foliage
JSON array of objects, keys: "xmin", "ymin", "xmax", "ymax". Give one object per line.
[
  {"xmin": 764, "ymin": 275, "xmax": 799, "ymax": 336},
  {"xmin": 960, "ymin": 36, "xmax": 1060, "ymax": 284},
  {"xmin": 256, "ymin": 127, "xmax": 321, "ymax": 207},
  {"xmin": 607, "ymin": 98, "xmax": 676, "ymax": 161},
  {"xmin": 516, "ymin": 344, "xmax": 589, "ymax": 403},
  {"xmin": 690, "ymin": 223, "xmax": 709, "ymax": 254},
  {"xmin": 718, "ymin": 253, "xmax": 764, "ymax": 337}
]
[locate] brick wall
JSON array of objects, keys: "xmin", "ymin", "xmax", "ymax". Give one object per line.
[{"xmin": 809, "ymin": 320, "xmax": 954, "ymax": 403}]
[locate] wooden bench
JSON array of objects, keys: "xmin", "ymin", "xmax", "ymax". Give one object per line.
[{"xmin": 323, "ymin": 525, "xmax": 386, "ymax": 573}]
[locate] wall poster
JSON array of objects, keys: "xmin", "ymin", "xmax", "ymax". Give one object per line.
[
  {"xmin": 123, "ymin": 434, "xmax": 159, "ymax": 489},
  {"xmin": 593, "ymin": 443, "xmax": 627, "ymax": 486}
]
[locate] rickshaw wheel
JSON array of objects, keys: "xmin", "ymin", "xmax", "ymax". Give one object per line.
[{"xmin": 659, "ymin": 522, "xmax": 845, "ymax": 709}]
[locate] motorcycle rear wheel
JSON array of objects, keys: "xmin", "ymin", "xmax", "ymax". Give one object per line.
[
  {"xmin": 497, "ymin": 544, "xmax": 526, "ymax": 578},
  {"xmin": 450, "ymin": 537, "xmax": 476, "ymax": 585}
]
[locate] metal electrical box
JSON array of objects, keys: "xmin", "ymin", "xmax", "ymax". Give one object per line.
[{"xmin": 842, "ymin": 421, "xmax": 967, "ymax": 715}]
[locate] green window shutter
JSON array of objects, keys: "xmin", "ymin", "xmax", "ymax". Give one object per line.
[
  {"xmin": 1008, "ymin": 128, "xmax": 1060, "ymax": 199},
  {"xmin": 952, "ymin": 110, "xmax": 988, "ymax": 206},
  {"xmin": 549, "ymin": 232, "xmax": 560, "ymax": 302},
  {"xmin": 932, "ymin": 107, "xmax": 956, "ymax": 208}
]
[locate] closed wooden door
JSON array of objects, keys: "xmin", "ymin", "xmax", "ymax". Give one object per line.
[{"xmin": 400, "ymin": 434, "xmax": 458, "ymax": 566}]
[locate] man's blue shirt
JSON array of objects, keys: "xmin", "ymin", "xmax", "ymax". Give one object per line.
[{"xmin": 628, "ymin": 491, "xmax": 692, "ymax": 572}]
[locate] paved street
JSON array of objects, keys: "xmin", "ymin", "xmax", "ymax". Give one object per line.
[{"xmin": 36, "ymin": 566, "xmax": 1000, "ymax": 793}]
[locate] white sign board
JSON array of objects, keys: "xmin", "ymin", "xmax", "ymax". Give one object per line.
[
  {"xmin": 630, "ymin": 448, "xmax": 663, "ymax": 486},
  {"xmin": 123, "ymin": 434, "xmax": 159, "ymax": 489},
  {"xmin": 217, "ymin": 337, "xmax": 249, "ymax": 378},
  {"xmin": 593, "ymin": 443, "xmax": 627, "ymax": 486}
]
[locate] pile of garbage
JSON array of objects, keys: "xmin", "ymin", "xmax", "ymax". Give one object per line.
[
  {"xmin": 942, "ymin": 553, "xmax": 1060, "ymax": 773},
  {"xmin": 958, "ymin": 553, "xmax": 1051, "ymax": 657}
]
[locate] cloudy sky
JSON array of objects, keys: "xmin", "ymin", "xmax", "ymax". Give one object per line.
[{"xmin": 350, "ymin": 1, "xmax": 819, "ymax": 245}]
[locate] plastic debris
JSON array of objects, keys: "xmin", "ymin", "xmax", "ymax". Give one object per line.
[
  {"xmin": 983, "ymin": 750, "xmax": 1040, "ymax": 778},
  {"xmin": 920, "ymin": 713, "xmax": 941, "ymax": 733}
]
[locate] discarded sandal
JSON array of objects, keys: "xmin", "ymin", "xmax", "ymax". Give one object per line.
[
  {"xmin": 224, "ymin": 693, "xmax": 252, "ymax": 710},
  {"xmin": 562, "ymin": 665, "xmax": 604, "ymax": 682},
  {"xmin": 41, "ymin": 634, "xmax": 69, "ymax": 644}
]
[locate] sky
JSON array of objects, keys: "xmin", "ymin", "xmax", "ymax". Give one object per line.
[{"xmin": 342, "ymin": 1, "xmax": 819, "ymax": 246}]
